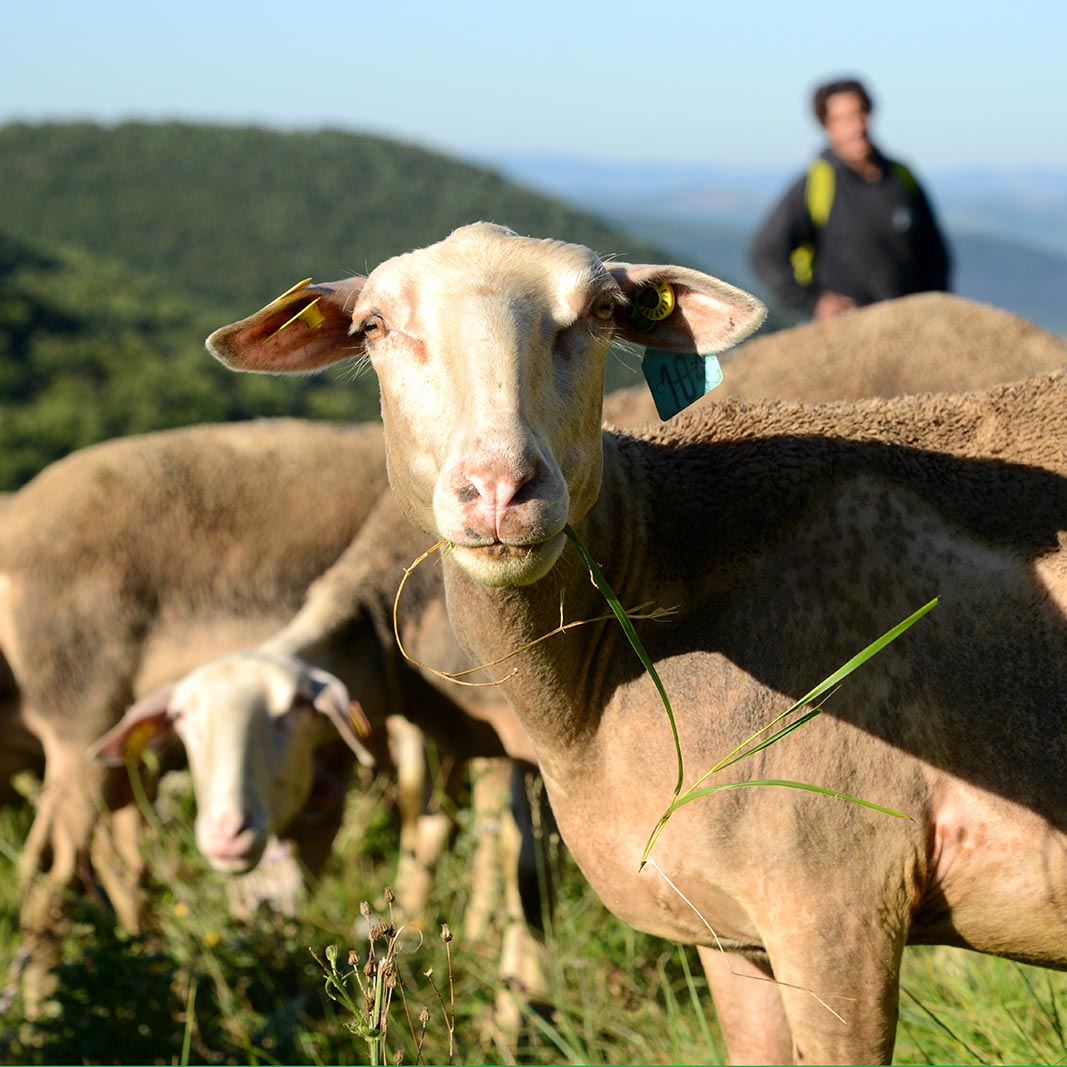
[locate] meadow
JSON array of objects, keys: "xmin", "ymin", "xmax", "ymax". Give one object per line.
[
  {"xmin": 1, "ymin": 761, "xmax": 1065, "ymax": 1066},
  {"xmin": 3, "ymin": 120, "xmax": 1066, "ymax": 1066}
]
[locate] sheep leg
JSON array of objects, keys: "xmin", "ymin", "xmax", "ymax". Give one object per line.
[
  {"xmin": 17, "ymin": 702, "xmax": 150, "ymax": 1015},
  {"xmin": 761, "ymin": 913, "xmax": 904, "ymax": 1065},
  {"xmin": 698, "ymin": 945, "xmax": 791, "ymax": 1065},
  {"xmin": 463, "ymin": 757, "xmax": 510, "ymax": 943},
  {"xmin": 90, "ymin": 801, "xmax": 147, "ymax": 933},
  {"xmin": 388, "ymin": 715, "xmax": 433, "ymax": 923},
  {"xmin": 493, "ymin": 761, "xmax": 552, "ymax": 1060},
  {"xmin": 17, "ymin": 729, "xmax": 109, "ymax": 1015},
  {"xmin": 18, "ymin": 736, "xmax": 107, "ymax": 913}
]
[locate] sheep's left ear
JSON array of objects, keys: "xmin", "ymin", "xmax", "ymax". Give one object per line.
[
  {"xmin": 206, "ymin": 277, "xmax": 366, "ymax": 375},
  {"xmin": 606, "ymin": 263, "xmax": 766, "ymax": 354},
  {"xmin": 300, "ymin": 667, "xmax": 376, "ymax": 768}
]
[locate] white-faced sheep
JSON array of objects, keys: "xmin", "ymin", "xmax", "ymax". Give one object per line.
[
  {"xmin": 207, "ymin": 222, "xmax": 1067, "ymax": 1065},
  {"xmin": 0, "ymin": 419, "xmax": 387, "ymax": 1005},
  {"xmin": 93, "ymin": 487, "xmax": 553, "ymax": 1045}
]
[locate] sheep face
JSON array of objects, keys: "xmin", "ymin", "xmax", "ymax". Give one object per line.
[
  {"xmin": 91, "ymin": 653, "xmax": 369, "ymax": 875},
  {"xmin": 207, "ymin": 223, "xmax": 766, "ymax": 588},
  {"xmin": 169, "ymin": 656, "xmax": 326, "ymax": 872},
  {"xmin": 358, "ymin": 224, "xmax": 617, "ymax": 586}
]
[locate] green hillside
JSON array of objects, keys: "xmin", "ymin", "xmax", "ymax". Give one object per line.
[
  {"xmin": 0, "ymin": 232, "xmax": 379, "ymax": 488},
  {"xmin": 0, "ymin": 122, "xmax": 702, "ymax": 486},
  {"xmin": 0, "ymin": 122, "xmax": 670, "ymax": 310}
]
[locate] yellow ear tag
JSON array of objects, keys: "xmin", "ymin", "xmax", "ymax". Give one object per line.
[
  {"xmin": 263, "ymin": 296, "xmax": 326, "ymax": 343},
  {"xmin": 629, "ymin": 281, "xmax": 676, "ymax": 331},
  {"xmin": 292, "ymin": 298, "xmax": 326, "ymax": 330},
  {"xmin": 266, "ymin": 277, "xmax": 314, "ymax": 308},
  {"xmin": 349, "ymin": 699, "xmax": 372, "ymax": 739},
  {"xmin": 122, "ymin": 719, "xmax": 157, "ymax": 764}
]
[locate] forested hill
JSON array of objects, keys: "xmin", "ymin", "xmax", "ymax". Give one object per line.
[
  {"xmin": 0, "ymin": 121, "xmax": 671, "ymax": 309},
  {"xmin": 0, "ymin": 232, "xmax": 380, "ymax": 488},
  {"xmin": 0, "ymin": 121, "xmax": 710, "ymax": 488}
]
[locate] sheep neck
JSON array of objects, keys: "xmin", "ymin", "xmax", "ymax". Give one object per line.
[{"xmin": 439, "ymin": 434, "xmax": 647, "ymax": 779}]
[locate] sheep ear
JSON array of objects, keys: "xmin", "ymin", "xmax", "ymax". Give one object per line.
[
  {"xmin": 88, "ymin": 686, "xmax": 177, "ymax": 766},
  {"xmin": 606, "ymin": 263, "xmax": 766, "ymax": 355},
  {"xmin": 301, "ymin": 668, "xmax": 377, "ymax": 768},
  {"xmin": 206, "ymin": 277, "xmax": 367, "ymax": 375}
]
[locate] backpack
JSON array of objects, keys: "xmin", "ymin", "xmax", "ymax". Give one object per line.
[{"xmin": 790, "ymin": 157, "xmax": 918, "ymax": 285}]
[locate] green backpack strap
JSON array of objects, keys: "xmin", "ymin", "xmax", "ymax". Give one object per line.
[
  {"xmin": 791, "ymin": 158, "xmax": 834, "ymax": 285},
  {"xmin": 890, "ymin": 160, "xmax": 918, "ymax": 197},
  {"xmin": 805, "ymin": 157, "xmax": 836, "ymax": 227}
]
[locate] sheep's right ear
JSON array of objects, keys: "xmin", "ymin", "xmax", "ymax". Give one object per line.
[
  {"xmin": 88, "ymin": 686, "xmax": 177, "ymax": 766},
  {"xmin": 206, "ymin": 277, "xmax": 367, "ymax": 375},
  {"xmin": 606, "ymin": 263, "xmax": 766, "ymax": 355}
]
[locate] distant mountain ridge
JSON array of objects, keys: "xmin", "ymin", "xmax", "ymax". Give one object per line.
[
  {"xmin": 492, "ymin": 153, "xmax": 1067, "ymax": 333},
  {"xmin": 496, "ymin": 152, "xmax": 1067, "ymax": 257}
]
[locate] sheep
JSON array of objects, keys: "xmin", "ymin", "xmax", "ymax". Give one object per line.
[
  {"xmin": 602, "ymin": 290, "xmax": 1067, "ymax": 428},
  {"xmin": 89, "ymin": 485, "xmax": 540, "ymax": 897},
  {"xmin": 93, "ymin": 487, "xmax": 553, "ymax": 1045},
  {"xmin": 207, "ymin": 222, "xmax": 1067, "ymax": 1065},
  {"xmin": 0, "ymin": 418, "xmax": 388, "ymax": 1006}
]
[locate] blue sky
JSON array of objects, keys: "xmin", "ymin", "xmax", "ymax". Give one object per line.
[{"xmin": 4, "ymin": 0, "xmax": 1065, "ymax": 170}]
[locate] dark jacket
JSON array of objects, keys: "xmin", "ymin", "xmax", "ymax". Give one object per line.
[{"xmin": 749, "ymin": 147, "xmax": 951, "ymax": 316}]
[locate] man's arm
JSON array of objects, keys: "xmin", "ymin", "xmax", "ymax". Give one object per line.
[
  {"xmin": 749, "ymin": 174, "xmax": 821, "ymax": 315},
  {"xmin": 911, "ymin": 180, "xmax": 952, "ymax": 292}
]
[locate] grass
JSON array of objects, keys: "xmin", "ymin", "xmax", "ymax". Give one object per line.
[{"xmin": 2, "ymin": 769, "xmax": 1067, "ymax": 1064}]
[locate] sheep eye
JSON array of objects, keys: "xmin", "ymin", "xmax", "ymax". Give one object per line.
[
  {"xmin": 590, "ymin": 296, "xmax": 616, "ymax": 321},
  {"xmin": 360, "ymin": 314, "xmax": 386, "ymax": 341}
]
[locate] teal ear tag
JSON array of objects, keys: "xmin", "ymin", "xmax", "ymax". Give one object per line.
[{"xmin": 641, "ymin": 349, "xmax": 724, "ymax": 420}]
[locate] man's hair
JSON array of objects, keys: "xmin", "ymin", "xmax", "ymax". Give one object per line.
[{"xmin": 813, "ymin": 78, "xmax": 874, "ymax": 125}]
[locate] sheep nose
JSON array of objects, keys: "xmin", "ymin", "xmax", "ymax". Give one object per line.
[
  {"xmin": 217, "ymin": 809, "xmax": 249, "ymax": 836},
  {"xmin": 202, "ymin": 810, "xmax": 252, "ymax": 849},
  {"xmin": 464, "ymin": 469, "xmax": 535, "ymax": 538}
]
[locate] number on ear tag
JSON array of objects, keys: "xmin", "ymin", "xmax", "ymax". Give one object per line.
[{"xmin": 641, "ymin": 349, "xmax": 724, "ymax": 420}]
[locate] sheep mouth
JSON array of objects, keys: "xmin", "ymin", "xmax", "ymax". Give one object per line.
[
  {"xmin": 451, "ymin": 532, "xmax": 565, "ymax": 586},
  {"xmin": 201, "ymin": 829, "xmax": 267, "ymax": 873},
  {"xmin": 481, "ymin": 541, "xmax": 534, "ymax": 559}
]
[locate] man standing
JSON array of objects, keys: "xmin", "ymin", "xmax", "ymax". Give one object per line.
[{"xmin": 750, "ymin": 77, "xmax": 951, "ymax": 320}]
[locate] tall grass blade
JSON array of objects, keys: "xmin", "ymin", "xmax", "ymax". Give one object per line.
[
  {"xmin": 711, "ymin": 706, "xmax": 825, "ymax": 773},
  {"xmin": 678, "ymin": 946, "xmax": 717, "ymax": 1053},
  {"xmin": 696, "ymin": 595, "xmax": 939, "ymax": 788},
  {"xmin": 664, "ymin": 778, "xmax": 909, "ymax": 818},
  {"xmin": 901, "ymin": 986, "xmax": 990, "ymax": 1065},
  {"xmin": 565, "ymin": 524, "xmax": 684, "ymax": 797},
  {"xmin": 180, "ymin": 977, "xmax": 198, "ymax": 1067},
  {"xmin": 639, "ymin": 596, "xmax": 938, "ymax": 866}
]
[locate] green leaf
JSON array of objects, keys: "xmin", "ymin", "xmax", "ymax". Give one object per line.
[
  {"xmin": 639, "ymin": 596, "xmax": 938, "ymax": 866},
  {"xmin": 565, "ymin": 524, "xmax": 685, "ymax": 797},
  {"xmin": 665, "ymin": 778, "xmax": 911, "ymax": 820}
]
